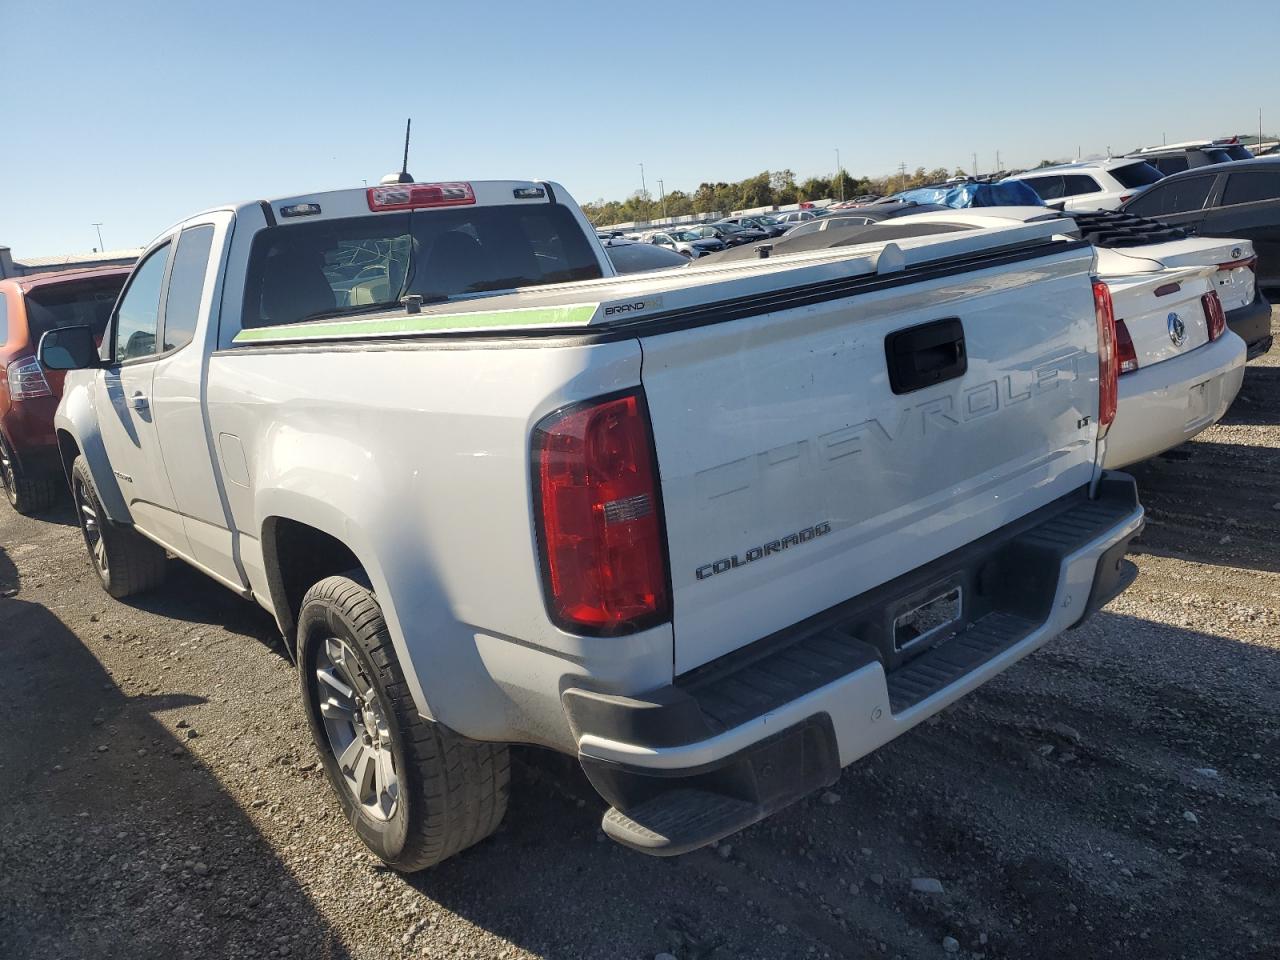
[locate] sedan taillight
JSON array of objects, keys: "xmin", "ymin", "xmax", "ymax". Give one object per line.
[
  {"xmin": 1115, "ymin": 319, "xmax": 1139, "ymax": 374},
  {"xmin": 1202, "ymin": 290, "xmax": 1227, "ymax": 341}
]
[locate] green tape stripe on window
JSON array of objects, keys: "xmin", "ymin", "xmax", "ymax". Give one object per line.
[{"xmin": 233, "ymin": 303, "xmax": 600, "ymax": 344}]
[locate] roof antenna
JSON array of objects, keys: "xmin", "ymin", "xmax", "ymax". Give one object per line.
[{"xmin": 380, "ymin": 118, "xmax": 414, "ymax": 185}]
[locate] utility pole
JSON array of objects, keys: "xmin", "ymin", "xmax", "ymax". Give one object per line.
[
  {"xmin": 1261, "ymin": 108, "xmax": 1265, "ymax": 148},
  {"xmin": 995, "ymin": 149, "xmax": 1001, "ymax": 175},
  {"xmin": 898, "ymin": 162, "xmax": 907, "ymax": 192},
  {"xmin": 657, "ymin": 179, "xmax": 667, "ymax": 221},
  {"xmin": 835, "ymin": 148, "xmax": 844, "ymax": 201},
  {"xmin": 972, "ymin": 153, "xmax": 978, "ymax": 179},
  {"xmin": 92, "ymin": 223, "xmax": 105, "ymax": 251},
  {"xmin": 639, "ymin": 162, "xmax": 647, "ymax": 200}
]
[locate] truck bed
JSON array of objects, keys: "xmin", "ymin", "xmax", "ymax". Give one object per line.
[{"xmin": 230, "ymin": 220, "xmax": 1081, "ymax": 346}]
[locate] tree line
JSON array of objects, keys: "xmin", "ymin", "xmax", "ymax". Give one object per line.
[{"xmin": 582, "ymin": 166, "xmax": 960, "ymax": 226}]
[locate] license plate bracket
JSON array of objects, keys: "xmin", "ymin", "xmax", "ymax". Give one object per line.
[{"xmin": 893, "ymin": 584, "xmax": 963, "ymax": 654}]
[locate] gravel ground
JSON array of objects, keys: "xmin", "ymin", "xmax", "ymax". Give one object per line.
[{"xmin": 2, "ymin": 311, "xmax": 1277, "ymax": 960}]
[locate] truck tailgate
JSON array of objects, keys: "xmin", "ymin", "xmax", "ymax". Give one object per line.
[{"xmin": 641, "ymin": 243, "xmax": 1102, "ymax": 674}]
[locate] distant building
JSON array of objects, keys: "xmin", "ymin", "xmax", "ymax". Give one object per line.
[{"xmin": 0, "ymin": 243, "xmax": 142, "ymax": 280}]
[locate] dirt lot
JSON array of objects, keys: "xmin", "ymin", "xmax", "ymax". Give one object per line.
[{"xmin": 2, "ymin": 313, "xmax": 1278, "ymax": 960}]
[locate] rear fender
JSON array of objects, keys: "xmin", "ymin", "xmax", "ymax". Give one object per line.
[
  {"xmin": 254, "ymin": 486, "xmax": 437, "ymax": 723},
  {"xmin": 54, "ymin": 378, "xmax": 131, "ymax": 524}
]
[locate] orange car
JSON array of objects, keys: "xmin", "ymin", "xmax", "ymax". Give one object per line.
[{"xmin": 0, "ymin": 266, "xmax": 130, "ymax": 513}]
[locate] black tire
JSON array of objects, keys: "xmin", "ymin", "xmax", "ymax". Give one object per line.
[
  {"xmin": 0, "ymin": 435, "xmax": 59, "ymax": 515},
  {"xmin": 71, "ymin": 456, "xmax": 167, "ymax": 598},
  {"xmin": 298, "ymin": 575, "xmax": 509, "ymax": 871}
]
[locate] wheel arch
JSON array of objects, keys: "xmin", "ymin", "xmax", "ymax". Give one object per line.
[
  {"xmin": 255, "ymin": 497, "xmax": 434, "ymax": 721},
  {"xmin": 54, "ymin": 385, "xmax": 131, "ymax": 523}
]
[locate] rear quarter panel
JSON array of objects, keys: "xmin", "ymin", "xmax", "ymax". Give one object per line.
[{"xmin": 204, "ymin": 337, "xmax": 671, "ymax": 749}]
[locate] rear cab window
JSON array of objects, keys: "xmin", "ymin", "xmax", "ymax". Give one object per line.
[
  {"xmin": 242, "ymin": 203, "xmax": 604, "ymax": 329},
  {"xmin": 0, "ymin": 292, "xmax": 8, "ymax": 345},
  {"xmin": 23, "ymin": 275, "xmax": 128, "ymax": 349}
]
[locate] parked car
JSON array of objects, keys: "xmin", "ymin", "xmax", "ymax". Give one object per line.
[
  {"xmin": 698, "ymin": 202, "xmax": 951, "ymax": 263},
  {"xmin": 599, "ymin": 236, "xmax": 690, "ymax": 273},
  {"xmin": 771, "ymin": 210, "xmax": 824, "ymax": 227},
  {"xmin": 1127, "ymin": 146, "xmax": 1234, "ymax": 177},
  {"xmin": 1135, "ymin": 138, "xmax": 1255, "ymax": 161},
  {"xmin": 1007, "ymin": 159, "xmax": 1164, "ymax": 211},
  {"xmin": 1121, "ymin": 156, "xmax": 1280, "ymax": 304},
  {"xmin": 683, "ymin": 223, "xmax": 765, "ymax": 246},
  {"xmin": 45, "ymin": 177, "xmax": 1142, "ymax": 871},
  {"xmin": 715, "ymin": 215, "xmax": 787, "ymax": 238},
  {"xmin": 642, "ymin": 229, "xmax": 726, "ymax": 258},
  {"xmin": 879, "ymin": 180, "xmax": 1046, "ymax": 210},
  {"xmin": 0, "ymin": 266, "xmax": 130, "ymax": 513},
  {"xmin": 855, "ymin": 206, "xmax": 1256, "ymax": 463}
]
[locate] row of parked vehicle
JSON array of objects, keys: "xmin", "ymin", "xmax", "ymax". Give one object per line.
[{"xmin": 0, "ymin": 159, "xmax": 1264, "ymax": 878}]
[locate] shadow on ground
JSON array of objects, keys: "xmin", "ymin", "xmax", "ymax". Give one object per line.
[{"xmin": 0, "ymin": 576, "xmax": 350, "ymax": 960}]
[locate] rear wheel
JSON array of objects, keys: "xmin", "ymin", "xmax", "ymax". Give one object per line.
[
  {"xmin": 298, "ymin": 575, "xmax": 509, "ymax": 871},
  {"xmin": 0, "ymin": 436, "xmax": 59, "ymax": 515},
  {"xmin": 71, "ymin": 456, "xmax": 167, "ymax": 598}
]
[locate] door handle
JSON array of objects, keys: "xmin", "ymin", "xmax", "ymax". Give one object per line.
[{"xmin": 130, "ymin": 392, "xmax": 150, "ymax": 412}]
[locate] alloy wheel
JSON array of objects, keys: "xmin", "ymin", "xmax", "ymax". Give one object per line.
[
  {"xmin": 314, "ymin": 636, "xmax": 400, "ymax": 821},
  {"xmin": 74, "ymin": 477, "xmax": 108, "ymax": 577}
]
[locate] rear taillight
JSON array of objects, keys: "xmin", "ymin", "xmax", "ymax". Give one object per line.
[
  {"xmin": 1115, "ymin": 319, "xmax": 1139, "ymax": 374},
  {"xmin": 6, "ymin": 357, "xmax": 52, "ymax": 399},
  {"xmin": 1093, "ymin": 281, "xmax": 1118, "ymax": 429},
  {"xmin": 366, "ymin": 181, "xmax": 476, "ymax": 211},
  {"xmin": 533, "ymin": 391, "xmax": 670, "ymax": 636},
  {"xmin": 1202, "ymin": 290, "xmax": 1227, "ymax": 341},
  {"xmin": 1217, "ymin": 255, "xmax": 1257, "ymax": 274}
]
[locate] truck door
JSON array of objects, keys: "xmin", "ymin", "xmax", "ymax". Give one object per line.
[
  {"xmin": 95, "ymin": 239, "xmax": 193, "ymax": 555},
  {"xmin": 149, "ymin": 213, "xmax": 247, "ymax": 589}
]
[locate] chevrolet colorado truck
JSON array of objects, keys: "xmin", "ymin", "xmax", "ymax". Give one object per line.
[{"xmin": 42, "ymin": 179, "xmax": 1144, "ymax": 871}]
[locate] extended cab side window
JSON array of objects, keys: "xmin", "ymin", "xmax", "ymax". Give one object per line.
[
  {"xmin": 161, "ymin": 225, "xmax": 215, "ymax": 352},
  {"xmin": 114, "ymin": 244, "xmax": 171, "ymax": 362}
]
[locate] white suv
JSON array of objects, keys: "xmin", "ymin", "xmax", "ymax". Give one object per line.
[{"xmin": 1008, "ymin": 159, "xmax": 1164, "ymax": 212}]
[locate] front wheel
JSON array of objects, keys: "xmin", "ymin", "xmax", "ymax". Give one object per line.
[
  {"xmin": 71, "ymin": 456, "xmax": 167, "ymax": 598},
  {"xmin": 298, "ymin": 575, "xmax": 509, "ymax": 871}
]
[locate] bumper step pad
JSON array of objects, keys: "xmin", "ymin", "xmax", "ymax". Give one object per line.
[
  {"xmin": 602, "ymin": 789, "xmax": 758, "ymax": 856},
  {"xmin": 885, "ymin": 611, "xmax": 1035, "ymax": 713}
]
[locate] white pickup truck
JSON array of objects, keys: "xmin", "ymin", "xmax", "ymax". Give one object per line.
[{"xmin": 42, "ymin": 179, "xmax": 1144, "ymax": 870}]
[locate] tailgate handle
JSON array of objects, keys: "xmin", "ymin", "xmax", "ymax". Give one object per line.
[{"xmin": 885, "ymin": 318, "xmax": 967, "ymax": 395}]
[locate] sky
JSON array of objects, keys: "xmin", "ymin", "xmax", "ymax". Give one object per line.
[{"xmin": 2, "ymin": 0, "xmax": 1277, "ymax": 257}]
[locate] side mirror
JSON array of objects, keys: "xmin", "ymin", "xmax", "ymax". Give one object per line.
[{"xmin": 38, "ymin": 325, "xmax": 100, "ymax": 371}]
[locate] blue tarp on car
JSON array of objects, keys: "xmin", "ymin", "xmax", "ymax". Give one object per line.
[{"xmin": 890, "ymin": 181, "xmax": 1044, "ymax": 209}]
